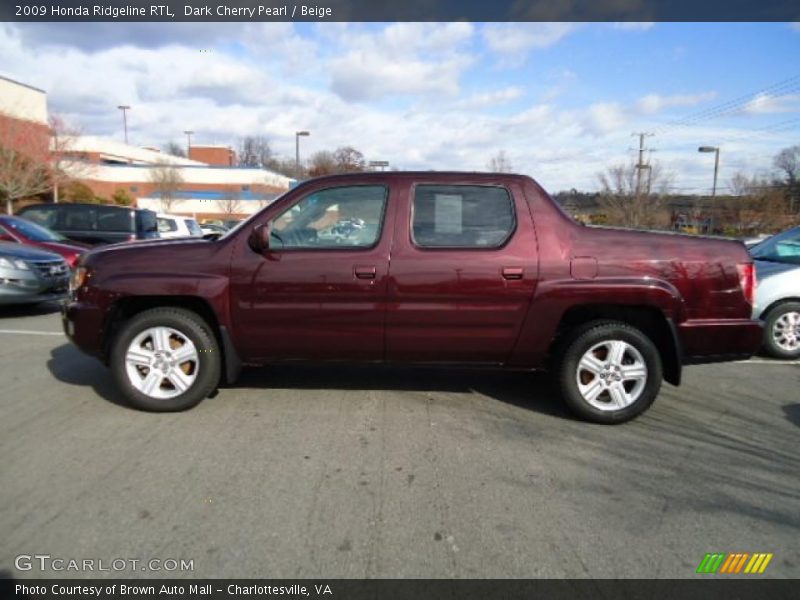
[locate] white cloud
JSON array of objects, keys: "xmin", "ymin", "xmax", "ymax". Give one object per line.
[
  {"xmin": 742, "ymin": 92, "xmax": 800, "ymax": 114},
  {"xmin": 324, "ymin": 23, "xmax": 475, "ymax": 101},
  {"xmin": 482, "ymin": 23, "xmax": 576, "ymax": 66},
  {"xmin": 612, "ymin": 22, "xmax": 655, "ymax": 31},
  {"xmin": 329, "ymin": 52, "xmax": 470, "ymax": 102},
  {"xmin": 636, "ymin": 91, "xmax": 717, "ymax": 114},
  {"xmin": 455, "ymin": 87, "xmax": 524, "ymax": 109},
  {"xmin": 585, "ymin": 102, "xmax": 628, "ymax": 135}
]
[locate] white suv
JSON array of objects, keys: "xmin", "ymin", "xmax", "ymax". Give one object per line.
[{"xmin": 156, "ymin": 214, "xmax": 204, "ymax": 239}]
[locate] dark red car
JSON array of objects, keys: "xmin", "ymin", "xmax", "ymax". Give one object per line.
[
  {"xmin": 63, "ymin": 172, "xmax": 762, "ymax": 423},
  {"xmin": 0, "ymin": 215, "xmax": 87, "ymax": 268}
]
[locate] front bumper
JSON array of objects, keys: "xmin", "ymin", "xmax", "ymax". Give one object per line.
[
  {"xmin": 0, "ymin": 271, "xmax": 69, "ymax": 305},
  {"xmin": 678, "ymin": 318, "xmax": 764, "ymax": 364},
  {"xmin": 62, "ymin": 300, "xmax": 107, "ymax": 359}
]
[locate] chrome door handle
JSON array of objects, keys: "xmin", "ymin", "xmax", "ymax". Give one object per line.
[{"xmin": 355, "ymin": 265, "xmax": 376, "ymax": 280}]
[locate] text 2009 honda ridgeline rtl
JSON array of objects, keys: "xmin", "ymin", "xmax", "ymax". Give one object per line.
[{"xmin": 63, "ymin": 172, "xmax": 761, "ymax": 423}]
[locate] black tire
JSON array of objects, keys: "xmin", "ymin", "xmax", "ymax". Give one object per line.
[
  {"xmin": 555, "ymin": 320, "xmax": 663, "ymax": 424},
  {"xmin": 110, "ymin": 308, "xmax": 221, "ymax": 411},
  {"xmin": 762, "ymin": 302, "xmax": 800, "ymax": 359}
]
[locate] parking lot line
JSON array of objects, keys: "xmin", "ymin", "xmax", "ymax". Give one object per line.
[
  {"xmin": 736, "ymin": 358, "xmax": 800, "ymax": 365},
  {"xmin": 0, "ymin": 329, "xmax": 63, "ymax": 336}
]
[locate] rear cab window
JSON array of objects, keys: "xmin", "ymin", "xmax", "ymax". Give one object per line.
[{"xmin": 411, "ymin": 184, "xmax": 516, "ymax": 248}]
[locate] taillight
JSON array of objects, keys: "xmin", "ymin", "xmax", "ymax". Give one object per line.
[{"xmin": 736, "ymin": 263, "xmax": 756, "ymax": 305}]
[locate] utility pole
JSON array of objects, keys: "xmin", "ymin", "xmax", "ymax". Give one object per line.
[
  {"xmin": 117, "ymin": 105, "xmax": 131, "ymax": 144},
  {"xmin": 632, "ymin": 132, "xmax": 654, "ymax": 196}
]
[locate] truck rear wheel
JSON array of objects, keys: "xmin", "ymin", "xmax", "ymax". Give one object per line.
[
  {"xmin": 556, "ymin": 321, "xmax": 662, "ymax": 424},
  {"xmin": 110, "ymin": 308, "xmax": 221, "ymax": 411}
]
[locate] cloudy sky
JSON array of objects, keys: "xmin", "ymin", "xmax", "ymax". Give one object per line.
[{"xmin": 0, "ymin": 21, "xmax": 798, "ymax": 193}]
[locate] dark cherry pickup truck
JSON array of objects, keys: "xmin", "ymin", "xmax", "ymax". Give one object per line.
[{"xmin": 63, "ymin": 172, "xmax": 762, "ymax": 423}]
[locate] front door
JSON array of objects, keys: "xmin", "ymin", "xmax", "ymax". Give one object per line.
[{"xmin": 232, "ymin": 183, "xmax": 394, "ymax": 362}]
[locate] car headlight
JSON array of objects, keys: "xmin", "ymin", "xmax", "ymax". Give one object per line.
[
  {"xmin": 69, "ymin": 266, "xmax": 89, "ymax": 292},
  {"xmin": 0, "ymin": 257, "xmax": 30, "ymax": 270}
]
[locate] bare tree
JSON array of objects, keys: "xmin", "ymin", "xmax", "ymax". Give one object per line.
[
  {"xmin": 149, "ymin": 161, "xmax": 184, "ymax": 212},
  {"xmin": 774, "ymin": 145, "xmax": 799, "ymax": 186},
  {"xmin": 49, "ymin": 115, "xmax": 91, "ymax": 204},
  {"xmin": 728, "ymin": 171, "xmax": 754, "ymax": 197},
  {"xmin": 488, "ymin": 150, "xmax": 513, "ymax": 173},
  {"xmin": 163, "ymin": 140, "xmax": 186, "ymax": 158},
  {"xmin": 266, "ymin": 156, "xmax": 306, "ymax": 179},
  {"xmin": 220, "ymin": 190, "xmax": 242, "ymax": 217},
  {"xmin": 0, "ymin": 112, "xmax": 53, "ymax": 214},
  {"xmin": 308, "ymin": 150, "xmax": 337, "ymax": 177},
  {"xmin": 333, "ymin": 146, "xmax": 365, "ymax": 173},
  {"xmin": 774, "ymin": 145, "xmax": 800, "ymax": 213},
  {"xmin": 238, "ymin": 136, "xmax": 273, "ymax": 168},
  {"xmin": 597, "ymin": 161, "xmax": 671, "ymax": 230}
]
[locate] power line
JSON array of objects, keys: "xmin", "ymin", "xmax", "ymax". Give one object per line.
[{"xmin": 651, "ymin": 74, "xmax": 800, "ymax": 137}]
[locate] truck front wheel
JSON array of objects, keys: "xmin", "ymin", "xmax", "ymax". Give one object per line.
[
  {"xmin": 110, "ymin": 308, "xmax": 221, "ymax": 411},
  {"xmin": 556, "ymin": 321, "xmax": 663, "ymax": 424}
]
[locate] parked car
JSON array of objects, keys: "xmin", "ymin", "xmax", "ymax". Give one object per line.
[
  {"xmin": 0, "ymin": 215, "xmax": 87, "ymax": 268},
  {"xmin": 63, "ymin": 172, "xmax": 761, "ymax": 423},
  {"xmin": 0, "ymin": 242, "xmax": 70, "ymax": 305},
  {"xmin": 199, "ymin": 223, "xmax": 229, "ymax": 236},
  {"xmin": 750, "ymin": 225, "xmax": 800, "ymax": 359},
  {"xmin": 17, "ymin": 203, "xmax": 159, "ymax": 246},
  {"xmin": 157, "ymin": 213, "xmax": 204, "ymax": 239}
]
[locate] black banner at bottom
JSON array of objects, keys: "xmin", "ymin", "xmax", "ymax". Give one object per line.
[{"xmin": 1, "ymin": 579, "xmax": 798, "ymax": 600}]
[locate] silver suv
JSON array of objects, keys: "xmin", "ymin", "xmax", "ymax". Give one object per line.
[{"xmin": 0, "ymin": 242, "xmax": 70, "ymax": 305}]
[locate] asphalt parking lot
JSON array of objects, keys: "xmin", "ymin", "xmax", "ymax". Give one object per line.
[{"xmin": 1, "ymin": 303, "xmax": 798, "ymax": 580}]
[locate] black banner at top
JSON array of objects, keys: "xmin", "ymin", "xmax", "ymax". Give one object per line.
[{"xmin": 2, "ymin": 0, "xmax": 800, "ymax": 22}]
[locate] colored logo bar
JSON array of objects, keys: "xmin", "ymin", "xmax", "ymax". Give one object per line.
[{"xmin": 697, "ymin": 553, "xmax": 773, "ymax": 574}]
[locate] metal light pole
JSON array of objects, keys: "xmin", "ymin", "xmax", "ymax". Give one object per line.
[
  {"xmin": 117, "ymin": 105, "xmax": 130, "ymax": 144},
  {"xmin": 295, "ymin": 130, "xmax": 310, "ymax": 172},
  {"xmin": 184, "ymin": 130, "xmax": 194, "ymax": 158},
  {"xmin": 698, "ymin": 146, "xmax": 720, "ymax": 233}
]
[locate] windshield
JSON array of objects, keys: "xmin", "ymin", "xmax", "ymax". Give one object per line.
[
  {"xmin": 751, "ymin": 226, "xmax": 800, "ymax": 265},
  {"xmin": 4, "ymin": 217, "xmax": 66, "ymax": 242}
]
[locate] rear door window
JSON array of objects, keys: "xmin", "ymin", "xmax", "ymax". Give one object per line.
[
  {"xmin": 137, "ymin": 210, "xmax": 158, "ymax": 234},
  {"xmin": 411, "ymin": 185, "xmax": 516, "ymax": 248},
  {"xmin": 158, "ymin": 218, "xmax": 177, "ymax": 233},
  {"xmin": 96, "ymin": 206, "xmax": 133, "ymax": 232},
  {"xmin": 63, "ymin": 206, "xmax": 96, "ymax": 231}
]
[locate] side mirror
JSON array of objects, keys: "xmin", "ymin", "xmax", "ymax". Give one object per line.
[{"xmin": 248, "ymin": 223, "xmax": 271, "ymax": 254}]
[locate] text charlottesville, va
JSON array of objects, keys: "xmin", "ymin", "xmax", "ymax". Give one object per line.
[{"xmin": 186, "ymin": 5, "xmax": 333, "ymax": 18}]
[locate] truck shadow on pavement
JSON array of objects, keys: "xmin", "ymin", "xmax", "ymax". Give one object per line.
[
  {"xmin": 47, "ymin": 343, "xmax": 131, "ymax": 408},
  {"xmin": 46, "ymin": 342, "xmax": 572, "ymax": 418},
  {"xmin": 234, "ymin": 364, "xmax": 573, "ymax": 419},
  {"xmin": 784, "ymin": 403, "xmax": 800, "ymax": 428}
]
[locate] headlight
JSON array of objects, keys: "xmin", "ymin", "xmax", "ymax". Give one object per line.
[
  {"xmin": 0, "ymin": 257, "xmax": 30, "ymax": 270},
  {"xmin": 69, "ymin": 266, "xmax": 89, "ymax": 292}
]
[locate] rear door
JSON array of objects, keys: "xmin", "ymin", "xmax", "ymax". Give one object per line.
[{"xmin": 386, "ymin": 178, "xmax": 538, "ymax": 365}]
